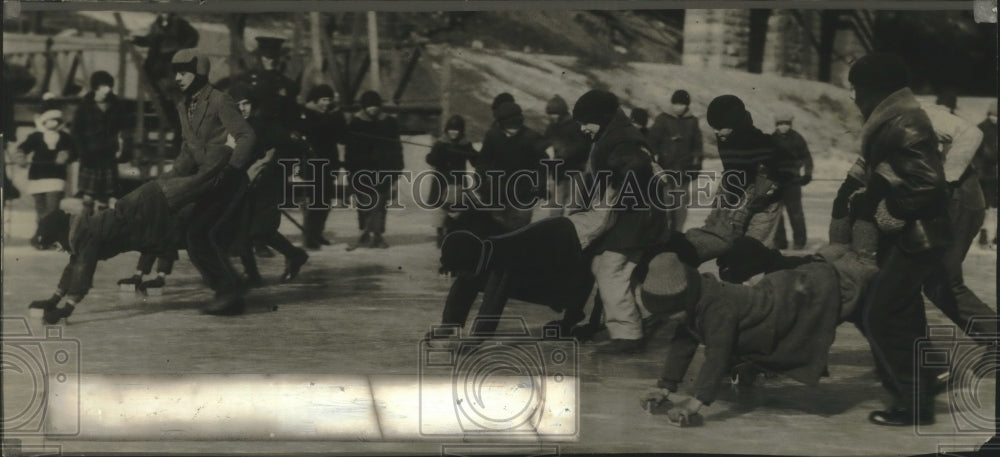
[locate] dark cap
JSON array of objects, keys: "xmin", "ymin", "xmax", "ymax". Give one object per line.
[
  {"xmin": 671, "ymin": 89, "xmax": 691, "ymax": 106},
  {"xmin": 630, "ymin": 108, "xmax": 649, "ymax": 127},
  {"xmin": 307, "ymin": 84, "xmax": 335, "ymax": 103},
  {"xmin": 572, "ymin": 89, "xmax": 619, "ymax": 127},
  {"xmin": 228, "ymin": 83, "xmax": 255, "ymax": 104},
  {"xmin": 494, "ymin": 102, "xmax": 524, "ymax": 129},
  {"xmin": 445, "ymin": 114, "xmax": 466, "ymax": 132},
  {"xmin": 90, "ymin": 70, "xmax": 114, "ymax": 90},
  {"xmin": 706, "ymin": 95, "xmax": 746, "ymax": 130},
  {"xmin": 359, "ymin": 90, "xmax": 383, "ymax": 109},
  {"xmin": 848, "ymin": 53, "xmax": 909, "ymax": 94},
  {"xmin": 255, "ymin": 37, "xmax": 286, "ymax": 59}
]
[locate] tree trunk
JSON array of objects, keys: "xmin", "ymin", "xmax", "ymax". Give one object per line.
[
  {"xmin": 746, "ymin": 9, "xmax": 771, "ymax": 74},
  {"xmin": 226, "ymin": 14, "xmax": 249, "ymax": 77},
  {"xmin": 817, "ymin": 10, "xmax": 841, "ymax": 83}
]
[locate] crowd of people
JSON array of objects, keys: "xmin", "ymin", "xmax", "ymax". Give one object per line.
[{"xmin": 5, "ymin": 18, "xmax": 997, "ymax": 431}]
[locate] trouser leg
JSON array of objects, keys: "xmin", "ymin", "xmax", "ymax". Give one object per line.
[
  {"xmin": 862, "ymin": 244, "xmax": 937, "ymax": 408},
  {"xmin": 783, "ymin": 184, "xmax": 807, "ymax": 247},
  {"xmin": 923, "ymin": 203, "xmax": 995, "ymax": 338},
  {"xmin": 591, "ymin": 251, "xmax": 641, "ymax": 340}
]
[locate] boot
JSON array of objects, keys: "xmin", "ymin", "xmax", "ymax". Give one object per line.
[
  {"xmin": 118, "ymin": 274, "xmax": 143, "ymax": 290},
  {"xmin": 137, "ymin": 276, "xmax": 167, "ymax": 293},
  {"xmin": 202, "ymin": 293, "xmax": 246, "ymax": 316},
  {"xmin": 281, "ymin": 248, "xmax": 309, "ymax": 282},
  {"xmin": 979, "ymin": 228, "xmax": 989, "ymax": 248},
  {"xmin": 372, "ymin": 234, "xmax": 389, "ymax": 249},
  {"xmin": 43, "ymin": 304, "xmax": 75, "ymax": 325}
]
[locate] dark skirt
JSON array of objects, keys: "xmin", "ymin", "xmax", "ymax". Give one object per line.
[{"xmin": 77, "ymin": 165, "xmax": 117, "ymax": 198}]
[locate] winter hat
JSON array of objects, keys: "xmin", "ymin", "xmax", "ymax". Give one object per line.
[
  {"xmin": 171, "ymin": 49, "xmax": 210, "ymax": 76},
  {"xmin": 307, "ymin": 84, "xmax": 334, "ymax": 103},
  {"xmin": 935, "ymin": 89, "xmax": 957, "ymax": 111},
  {"xmin": 670, "ymin": 89, "xmax": 691, "ymax": 106},
  {"xmin": 630, "ymin": 108, "xmax": 649, "ymax": 127},
  {"xmin": 36, "ymin": 94, "xmax": 63, "ymax": 126},
  {"xmin": 89, "ymin": 70, "xmax": 114, "ymax": 90},
  {"xmin": 572, "ymin": 89, "xmax": 619, "ymax": 128},
  {"xmin": 641, "ymin": 252, "xmax": 701, "ymax": 316},
  {"xmin": 255, "ymin": 37, "xmax": 285, "ymax": 59},
  {"xmin": 494, "ymin": 102, "xmax": 524, "ymax": 130},
  {"xmin": 545, "ymin": 95, "xmax": 569, "ymax": 115},
  {"xmin": 228, "ymin": 83, "xmax": 254, "ymax": 104},
  {"xmin": 706, "ymin": 95, "xmax": 746, "ymax": 130},
  {"xmin": 774, "ymin": 112, "xmax": 794, "ymax": 124},
  {"xmin": 491, "ymin": 92, "xmax": 515, "ymax": 112},
  {"xmin": 444, "ymin": 114, "xmax": 466, "ymax": 133},
  {"xmin": 359, "ymin": 90, "xmax": 383, "ymax": 109},
  {"xmin": 848, "ymin": 53, "xmax": 909, "ymax": 94}
]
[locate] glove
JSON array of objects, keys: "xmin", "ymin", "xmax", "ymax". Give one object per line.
[
  {"xmin": 666, "ymin": 395, "xmax": 704, "ymax": 424},
  {"xmin": 832, "ymin": 175, "xmax": 865, "ymax": 219},
  {"xmin": 874, "ymin": 200, "xmax": 906, "ymax": 233},
  {"xmin": 849, "ymin": 189, "xmax": 878, "ymax": 222},
  {"xmin": 29, "ymin": 294, "xmax": 62, "ymax": 311},
  {"xmin": 640, "ymin": 387, "xmax": 673, "ymax": 411},
  {"xmin": 798, "ymin": 174, "xmax": 812, "ymax": 186},
  {"xmin": 716, "ymin": 236, "xmax": 779, "ymax": 283}
]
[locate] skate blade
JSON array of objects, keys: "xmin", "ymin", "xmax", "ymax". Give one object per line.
[
  {"xmin": 144, "ymin": 287, "xmax": 163, "ymax": 296},
  {"xmin": 119, "ymin": 284, "xmax": 137, "ymax": 292},
  {"xmin": 666, "ymin": 413, "xmax": 704, "ymax": 427}
]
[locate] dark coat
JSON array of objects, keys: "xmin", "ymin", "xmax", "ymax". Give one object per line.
[
  {"xmin": 477, "ymin": 124, "xmax": 549, "ymax": 203},
  {"xmin": 293, "ymin": 105, "xmax": 346, "ymax": 177},
  {"xmin": 238, "ymin": 69, "xmax": 300, "ymax": 129},
  {"xmin": 543, "ymin": 115, "xmax": 591, "ymax": 180},
  {"xmin": 20, "ymin": 131, "xmax": 76, "ymax": 181},
  {"xmin": 133, "ymin": 15, "xmax": 199, "ymax": 88},
  {"xmin": 974, "ymin": 119, "xmax": 998, "ymax": 182},
  {"xmin": 660, "ymin": 262, "xmax": 842, "ymax": 405},
  {"xmin": 71, "ymin": 92, "xmax": 127, "ymax": 169},
  {"xmin": 648, "ymin": 111, "xmax": 703, "ymax": 172},
  {"xmin": 587, "ymin": 109, "xmax": 669, "ymax": 255},
  {"xmin": 344, "ymin": 110, "xmax": 404, "ymax": 182},
  {"xmin": 55, "ymin": 169, "xmax": 220, "ymax": 302},
  {"xmin": 426, "ymin": 134, "xmax": 477, "ymax": 184},
  {"xmin": 771, "ymin": 128, "xmax": 814, "ymax": 179},
  {"xmin": 166, "ymin": 83, "xmax": 256, "ymax": 186},
  {"xmin": 858, "ymin": 88, "xmax": 951, "ymax": 253}
]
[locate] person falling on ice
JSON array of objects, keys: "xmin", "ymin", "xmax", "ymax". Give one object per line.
[{"xmin": 637, "ymin": 219, "xmax": 881, "ymax": 425}]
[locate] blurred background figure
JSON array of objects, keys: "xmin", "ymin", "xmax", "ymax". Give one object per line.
[
  {"xmin": 72, "ymin": 71, "xmax": 127, "ymax": 213},
  {"xmin": 630, "ymin": 107, "xmax": 649, "ymax": 136},
  {"xmin": 426, "ymin": 114, "xmax": 478, "ymax": 246},
  {"xmin": 648, "ymin": 89, "xmax": 703, "ymax": 232},
  {"xmin": 16, "ymin": 96, "xmax": 76, "ymax": 248},
  {"xmin": 770, "ymin": 113, "xmax": 813, "ymax": 250},
  {"xmin": 975, "ymin": 101, "xmax": 998, "ymax": 248},
  {"xmin": 542, "ymin": 94, "xmax": 590, "ymax": 218}
]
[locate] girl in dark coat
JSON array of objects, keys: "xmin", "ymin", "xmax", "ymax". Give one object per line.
[
  {"xmin": 72, "ymin": 71, "xmax": 127, "ymax": 210},
  {"xmin": 426, "ymin": 114, "xmax": 478, "ymax": 245}
]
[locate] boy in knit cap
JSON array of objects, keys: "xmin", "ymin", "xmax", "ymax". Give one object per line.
[
  {"xmin": 292, "ymin": 83, "xmax": 347, "ymax": 250},
  {"xmin": 639, "ymin": 220, "xmax": 880, "ymax": 425},
  {"xmin": 542, "ymin": 95, "xmax": 591, "ymax": 217},
  {"xmin": 683, "ymin": 94, "xmax": 796, "ymax": 262},
  {"xmin": 476, "ymin": 100, "xmax": 548, "ymax": 230},
  {"xmin": 770, "ymin": 113, "xmax": 813, "ymax": 250},
  {"xmin": 344, "ymin": 90, "xmax": 404, "ymax": 250},
  {"xmin": 648, "ymin": 89, "xmax": 704, "ymax": 232},
  {"xmin": 72, "ymin": 71, "xmax": 127, "ymax": 213},
  {"xmin": 426, "ymin": 114, "xmax": 479, "ymax": 246},
  {"xmin": 569, "ymin": 89, "xmax": 670, "ymax": 354}
]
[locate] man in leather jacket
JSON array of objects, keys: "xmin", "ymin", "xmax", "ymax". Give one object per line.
[{"xmin": 832, "ymin": 53, "xmax": 952, "ymax": 426}]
